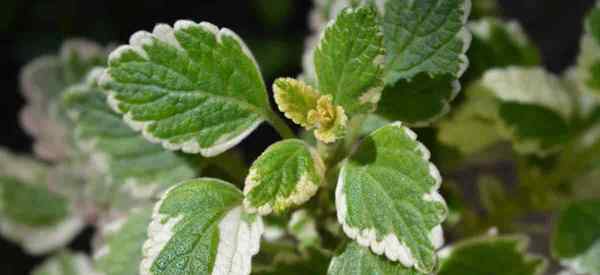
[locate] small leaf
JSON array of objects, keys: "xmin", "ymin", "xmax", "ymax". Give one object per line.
[
  {"xmin": 438, "ymin": 235, "xmax": 547, "ymax": 275},
  {"xmin": 314, "ymin": 6, "xmax": 385, "ymax": 116},
  {"xmin": 19, "ymin": 39, "xmax": 109, "ymax": 162},
  {"xmin": 288, "ymin": 209, "xmax": 321, "ymax": 247},
  {"xmin": 32, "ymin": 250, "xmax": 100, "ymax": 275},
  {"xmin": 376, "ymin": 0, "xmax": 471, "ymax": 125},
  {"xmin": 307, "ymin": 95, "xmax": 348, "ymax": 143},
  {"xmin": 63, "ymin": 70, "xmax": 197, "ymax": 198},
  {"xmin": 101, "ymin": 21, "xmax": 276, "ymax": 157},
  {"xmin": 141, "ymin": 178, "xmax": 263, "ymax": 275},
  {"xmin": 0, "ymin": 149, "xmax": 85, "ymax": 255},
  {"xmin": 552, "ymin": 199, "xmax": 600, "ymax": 275},
  {"xmin": 94, "ymin": 206, "xmax": 153, "ymax": 275},
  {"xmin": 244, "ymin": 139, "xmax": 324, "ymax": 215},
  {"xmin": 336, "ymin": 122, "xmax": 447, "ymax": 272},
  {"xmin": 273, "ymin": 78, "xmax": 321, "ymax": 128},
  {"xmin": 574, "ymin": 3, "xmax": 600, "ymax": 96},
  {"xmin": 328, "ymin": 243, "xmax": 423, "ymax": 275}
]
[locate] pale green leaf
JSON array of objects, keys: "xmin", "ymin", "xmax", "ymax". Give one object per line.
[
  {"xmin": 438, "ymin": 235, "xmax": 547, "ymax": 275},
  {"xmin": 100, "ymin": 20, "xmax": 276, "ymax": 157},
  {"xmin": 273, "ymin": 78, "xmax": 321, "ymax": 128},
  {"xmin": 336, "ymin": 123, "xmax": 447, "ymax": 272},
  {"xmin": 94, "ymin": 206, "xmax": 153, "ymax": 275},
  {"xmin": 314, "ymin": 6, "xmax": 385, "ymax": 115},
  {"xmin": 63, "ymin": 70, "xmax": 198, "ymax": 199},
  {"xmin": 288, "ymin": 209, "xmax": 321, "ymax": 248},
  {"xmin": 32, "ymin": 250, "xmax": 100, "ymax": 275},
  {"xmin": 244, "ymin": 139, "xmax": 324, "ymax": 215},
  {"xmin": 328, "ymin": 243, "xmax": 423, "ymax": 275},
  {"xmin": 0, "ymin": 149, "xmax": 85, "ymax": 255},
  {"xmin": 574, "ymin": 3, "xmax": 600, "ymax": 96},
  {"xmin": 552, "ymin": 199, "xmax": 600, "ymax": 275},
  {"xmin": 141, "ymin": 178, "xmax": 263, "ymax": 275},
  {"xmin": 20, "ymin": 39, "xmax": 109, "ymax": 161}
]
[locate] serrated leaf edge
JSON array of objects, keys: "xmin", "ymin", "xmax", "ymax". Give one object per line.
[
  {"xmin": 99, "ymin": 20, "xmax": 265, "ymax": 157},
  {"xmin": 335, "ymin": 122, "xmax": 446, "ymax": 271}
]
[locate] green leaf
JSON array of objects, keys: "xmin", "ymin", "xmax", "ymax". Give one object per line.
[
  {"xmin": 574, "ymin": 3, "xmax": 600, "ymax": 96},
  {"xmin": 100, "ymin": 21, "xmax": 278, "ymax": 157},
  {"xmin": 141, "ymin": 178, "xmax": 263, "ymax": 275},
  {"xmin": 273, "ymin": 78, "xmax": 321, "ymax": 128},
  {"xmin": 0, "ymin": 149, "xmax": 85, "ymax": 255},
  {"xmin": 32, "ymin": 250, "xmax": 99, "ymax": 275},
  {"xmin": 552, "ymin": 199, "xmax": 600, "ymax": 275},
  {"xmin": 328, "ymin": 243, "xmax": 423, "ymax": 275},
  {"xmin": 95, "ymin": 206, "xmax": 153, "ymax": 275},
  {"xmin": 20, "ymin": 39, "xmax": 109, "ymax": 161},
  {"xmin": 336, "ymin": 123, "xmax": 447, "ymax": 272},
  {"xmin": 63, "ymin": 70, "xmax": 198, "ymax": 198},
  {"xmin": 244, "ymin": 139, "xmax": 324, "ymax": 215},
  {"xmin": 466, "ymin": 18, "xmax": 541, "ymax": 82},
  {"xmin": 438, "ymin": 235, "xmax": 547, "ymax": 275},
  {"xmin": 376, "ymin": 0, "xmax": 471, "ymax": 125},
  {"xmin": 314, "ymin": 6, "xmax": 385, "ymax": 116},
  {"xmin": 288, "ymin": 209, "xmax": 321, "ymax": 248},
  {"xmin": 383, "ymin": 0, "xmax": 471, "ymax": 83}
]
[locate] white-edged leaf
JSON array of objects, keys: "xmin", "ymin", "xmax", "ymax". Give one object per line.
[
  {"xmin": 438, "ymin": 235, "xmax": 547, "ymax": 275},
  {"xmin": 100, "ymin": 20, "xmax": 277, "ymax": 157},
  {"xmin": 328, "ymin": 242, "xmax": 423, "ymax": 275},
  {"xmin": 0, "ymin": 149, "xmax": 85, "ymax": 255},
  {"xmin": 19, "ymin": 39, "xmax": 109, "ymax": 162},
  {"xmin": 141, "ymin": 178, "xmax": 263, "ymax": 275},
  {"xmin": 552, "ymin": 199, "xmax": 600, "ymax": 275},
  {"xmin": 32, "ymin": 250, "xmax": 100, "ymax": 275},
  {"xmin": 244, "ymin": 139, "xmax": 324, "ymax": 215},
  {"xmin": 94, "ymin": 206, "xmax": 153, "ymax": 275},
  {"xmin": 335, "ymin": 122, "xmax": 447, "ymax": 272},
  {"xmin": 63, "ymin": 70, "xmax": 198, "ymax": 199},
  {"xmin": 314, "ymin": 6, "xmax": 385, "ymax": 116}
]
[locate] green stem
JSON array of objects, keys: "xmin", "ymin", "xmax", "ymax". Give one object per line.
[{"xmin": 267, "ymin": 111, "xmax": 295, "ymax": 139}]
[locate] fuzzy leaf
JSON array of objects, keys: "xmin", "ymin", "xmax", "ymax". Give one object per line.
[
  {"xmin": 376, "ymin": 0, "xmax": 471, "ymax": 125},
  {"xmin": 314, "ymin": 6, "xmax": 385, "ymax": 115},
  {"xmin": 273, "ymin": 78, "xmax": 320, "ymax": 128},
  {"xmin": 100, "ymin": 21, "xmax": 276, "ymax": 157},
  {"xmin": 63, "ymin": 70, "xmax": 197, "ymax": 199},
  {"xmin": 552, "ymin": 199, "xmax": 600, "ymax": 275},
  {"xmin": 20, "ymin": 39, "xmax": 109, "ymax": 162},
  {"xmin": 336, "ymin": 123, "xmax": 447, "ymax": 272},
  {"xmin": 94, "ymin": 206, "xmax": 153, "ymax": 275},
  {"xmin": 244, "ymin": 139, "xmax": 324, "ymax": 215},
  {"xmin": 141, "ymin": 178, "xmax": 263, "ymax": 275},
  {"xmin": 0, "ymin": 149, "xmax": 85, "ymax": 255},
  {"xmin": 32, "ymin": 250, "xmax": 99, "ymax": 275},
  {"xmin": 328, "ymin": 243, "xmax": 423, "ymax": 275},
  {"xmin": 438, "ymin": 235, "xmax": 547, "ymax": 275}
]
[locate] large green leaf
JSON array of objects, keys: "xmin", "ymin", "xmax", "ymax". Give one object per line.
[
  {"xmin": 552, "ymin": 199, "xmax": 600, "ymax": 275},
  {"xmin": 94, "ymin": 206, "xmax": 153, "ymax": 275},
  {"xmin": 32, "ymin": 250, "xmax": 99, "ymax": 275},
  {"xmin": 244, "ymin": 139, "xmax": 324, "ymax": 215},
  {"xmin": 20, "ymin": 39, "xmax": 108, "ymax": 161},
  {"xmin": 0, "ymin": 149, "xmax": 84, "ymax": 255},
  {"xmin": 314, "ymin": 6, "xmax": 385, "ymax": 115},
  {"xmin": 336, "ymin": 123, "xmax": 447, "ymax": 272},
  {"xmin": 328, "ymin": 243, "xmax": 423, "ymax": 275},
  {"xmin": 63, "ymin": 70, "xmax": 197, "ymax": 199},
  {"xmin": 438, "ymin": 235, "xmax": 547, "ymax": 275},
  {"xmin": 100, "ymin": 21, "xmax": 280, "ymax": 157},
  {"xmin": 377, "ymin": 0, "xmax": 471, "ymax": 125},
  {"xmin": 141, "ymin": 178, "xmax": 263, "ymax": 275}
]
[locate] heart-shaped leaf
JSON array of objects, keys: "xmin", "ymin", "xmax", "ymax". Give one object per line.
[
  {"xmin": 141, "ymin": 178, "xmax": 263, "ymax": 275},
  {"xmin": 336, "ymin": 123, "xmax": 447, "ymax": 272}
]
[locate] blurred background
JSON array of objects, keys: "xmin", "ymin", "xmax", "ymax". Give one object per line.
[{"xmin": 0, "ymin": 0, "xmax": 595, "ymax": 274}]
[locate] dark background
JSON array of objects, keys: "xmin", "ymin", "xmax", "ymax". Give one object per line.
[{"xmin": 0, "ymin": 0, "xmax": 595, "ymax": 274}]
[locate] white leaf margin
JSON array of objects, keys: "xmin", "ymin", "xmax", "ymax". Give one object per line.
[
  {"xmin": 335, "ymin": 122, "xmax": 446, "ymax": 269},
  {"xmin": 99, "ymin": 20, "xmax": 265, "ymax": 157}
]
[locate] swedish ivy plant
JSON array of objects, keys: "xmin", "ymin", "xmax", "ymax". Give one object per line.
[{"xmin": 4, "ymin": 0, "xmax": 600, "ymax": 275}]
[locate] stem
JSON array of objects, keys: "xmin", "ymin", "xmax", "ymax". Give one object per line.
[{"xmin": 267, "ymin": 111, "xmax": 295, "ymax": 140}]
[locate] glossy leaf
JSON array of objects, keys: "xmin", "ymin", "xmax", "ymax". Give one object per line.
[{"xmin": 336, "ymin": 123, "xmax": 447, "ymax": 272}]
